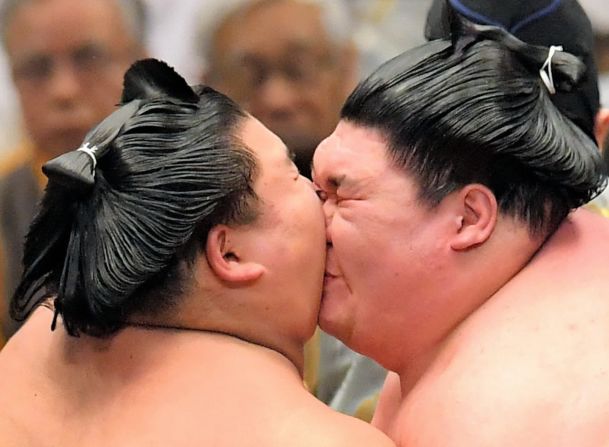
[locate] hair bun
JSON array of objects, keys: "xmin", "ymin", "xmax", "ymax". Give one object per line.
[
  {"xmin": 42, "ymin": 148, "xmax": 97, "ymax": 193},
  {"xmin": 41, "ymin": 100, "xmax": 142, "ymax": 193},
  {"xmin": 457, "ymin": 17, "xmax": 585, "ymax": 92}
]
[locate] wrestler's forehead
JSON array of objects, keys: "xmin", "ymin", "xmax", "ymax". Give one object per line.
[{"xmin": 313, "ymin": 121, "xmax": 390, "ymax": 183}]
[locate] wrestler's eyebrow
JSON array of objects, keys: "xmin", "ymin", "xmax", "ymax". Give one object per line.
[
  {"xmin": 310, "ymin": 163, "xmax": 344, "ymax": 189},
  {"xmin": 326, "ymin": 174, "xmax": 345, "ymax": 190}
]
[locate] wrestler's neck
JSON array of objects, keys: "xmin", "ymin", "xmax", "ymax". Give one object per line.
[
  {"xmin": 46, "ymin": 315, "xmax": 303, "ymax": 394},
  {"xmin": 397, "ymin": 214, "xmax": 546, "ymax": 394},
  {"xmin": 124, "ymin": 289, "xmax": 308, "ymax": 378},
  {"xmin": 455, "ymin": 213, "xmax": 547, "ymax": 306}
]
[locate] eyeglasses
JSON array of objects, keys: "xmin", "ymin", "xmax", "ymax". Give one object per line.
[
  {"xmin": 12, "ymin": 43, "xmax": 131, "ymax": 85},
  {"xmin": 217, "ymin": 51, "xmax": 337, "ymax": 99}
]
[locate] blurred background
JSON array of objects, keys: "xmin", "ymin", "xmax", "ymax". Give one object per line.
[{"xmin": 1, "ymin": 0, "xmax": 607, "ymax": 155}]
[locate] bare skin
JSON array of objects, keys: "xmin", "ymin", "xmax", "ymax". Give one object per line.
[
  {"xmin": 0, "ymin": 309, "xmax": 394, "ymax": 447},
  {"xmin": 314, "ymin": 121, "xmax": 609, "ymax": 446},
  {"xmin": 0, "ymin": 117, "xmax": 395, "ymax": 447},
  {"xmin": 373, "ymin": 209, "xmax": 609, "ymax": 446}
]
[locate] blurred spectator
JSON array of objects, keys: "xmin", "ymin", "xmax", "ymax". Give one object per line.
[
  {"xmin": 0, "ymin": 0, "xmax": 433, "ymax": 156},
  {"xmin": 0, "ymin": 0, "xmax": 146, "ymax": 339},
  {"xmin": 0, "ymin": 45, "xmax": 20, "ymax": 155},
  {"xmin": 201, "ymin": 0, "xmax": 358, "ymax": 179}
]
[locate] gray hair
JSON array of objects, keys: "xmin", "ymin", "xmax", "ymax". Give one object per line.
[
  {"xmin": 197, "ymin": 0, "xmax": 353, "ymax": 71},
  {"xmin": 0, "ymin": 0, "xmax": 147, "ymax": 47}
]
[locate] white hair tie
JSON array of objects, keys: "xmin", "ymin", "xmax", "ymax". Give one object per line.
[
  {"xmin": 77, "ymin": 143, "xmax": 99, "ymax": 169},
  {"xmin": 539, "ymin": 45, "xmax": 563, "ymax": 95}
]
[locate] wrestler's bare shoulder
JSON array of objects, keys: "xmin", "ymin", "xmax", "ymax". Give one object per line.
[
  {"xmin": 286, "ymin": 398, "xmax": 396, "ymax": 447},
  {"xmin": 0, "ymin": 360, "xmax": 394, "ymax": 446},
  {"xmin": 389, "ymin": 210, "xmax": 609, "ymax": 446},
  {"xmin": 394, "ymin": 339, "xmax": 609, "ymax": 447},
  {"xmin": 529, "ymin": 209, "xmax": 608, "ymax": 283},
  {"xmin": 0, "ymin": 309, "xmax": 394, "ymax": 447}
]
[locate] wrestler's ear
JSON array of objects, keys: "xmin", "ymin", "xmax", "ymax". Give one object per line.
[
  {"xmin": 450, "ymin": 184, "xmax": 497, "ymax": 251},
  {"xmin": 205, "ymin": 225, "xmax": 265, "ymax": 283}
]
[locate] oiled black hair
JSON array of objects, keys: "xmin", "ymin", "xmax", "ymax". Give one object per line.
[
  {"xmin": 342, "ymin": 19, "xmax": 607, "ymax": 237},
  {"xmin": 11, "ymin": 59, "xmax": 258, "ymax": 337},
  {"xmin": 424, "ymin": 0, "xmax": 600, "ymax": 141}
]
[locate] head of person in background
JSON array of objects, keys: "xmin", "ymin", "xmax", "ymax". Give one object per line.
[
  {"xmin": 0, "ymin": 0, "xmax": 147, "ymax": 340},
  {"xmin": 0, "ymin": 59, "xmax": 393, "ymax": 446},
  {"xmin": 1, "ymin": 0, "xmax": 147, "ymax": 162},
  {"xmin": 313, "ymin": 12, "xmax": 608, "ymax": 444},
  {"xmin": 201, "ymin": 0, "xmax": 358, "ymax": 178}
]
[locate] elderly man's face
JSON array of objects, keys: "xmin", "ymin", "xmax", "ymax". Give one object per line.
[
  {"xmin": 208, "ymin": 0, "xmax": 354, "ymax": 176},
  {"xmin": 6, "ymin": 0, "xmax": 142, "ymax": 159},
  {"xmin": 313, "ymin": 121, "xmax": 453, "ymax": 359}
]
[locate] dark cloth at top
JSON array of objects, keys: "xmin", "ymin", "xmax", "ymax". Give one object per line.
[{"xmin": 425, "ymin": 0, "xmax": 600, "ymax": 140}]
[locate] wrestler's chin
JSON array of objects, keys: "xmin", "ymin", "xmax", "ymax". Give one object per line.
[{"xmin": 318, "ymin": 275, "xmax": 354, "ymax": 344}]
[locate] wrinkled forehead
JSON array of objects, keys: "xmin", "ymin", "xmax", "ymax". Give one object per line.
[
  {"xmin": 4, "ymin": 0, "xmax": 134, "ymax": 48},
  {"xmin": 312, "ymin": 120, "xmax": 391, "ymax": 181}
]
